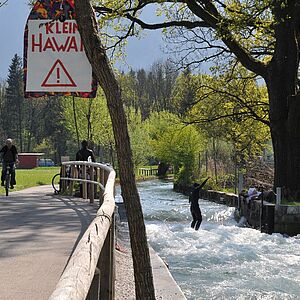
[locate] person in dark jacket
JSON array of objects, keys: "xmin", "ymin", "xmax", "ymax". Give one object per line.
[
  {"xmin": 0, "ymin": 138, "xmax": 19, "ymax": 189},
  {"xmin": 189, "ymin": 177, "xmax": 210, "ymax": 230},
  {"xmin": 76, "ymin": 140, "xmax": 95, "ymax": 197},
  {"xmin": 76, "ymin": 140, "xmax": 95, "ymax": 162}
]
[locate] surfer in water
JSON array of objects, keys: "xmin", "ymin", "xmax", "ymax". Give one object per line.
[{"xmin": 189, "ymin": 177, "xmax": 211, "ymax": 230}]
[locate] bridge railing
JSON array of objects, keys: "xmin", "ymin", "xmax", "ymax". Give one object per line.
[
  {"xmin": 138, "ymin": 166, "xmax": 158, "ymax": 177},
  {"xmin": 49, "ymin": 161, "xmax": 116, "ymax": 300}
]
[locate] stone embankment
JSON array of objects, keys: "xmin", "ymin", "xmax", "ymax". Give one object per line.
[{"xmin": 174, "ymin": 183, "xmax": 300, "ymax": 236}]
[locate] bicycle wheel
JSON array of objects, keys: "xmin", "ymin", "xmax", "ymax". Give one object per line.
[
  {"xmin": 52, "ymin": 173, "xmax": 61, "ymax": 194},
  {"xmin": 5, "ymin": 173, "xmax": 10, "ymax": 196}
]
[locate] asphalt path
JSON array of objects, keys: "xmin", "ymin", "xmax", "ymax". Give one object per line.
[{"xmin": 0, "ymin": 186, "xmax": 97, "ymax": 300}]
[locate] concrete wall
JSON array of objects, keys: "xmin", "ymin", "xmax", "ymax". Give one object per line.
[
  {"xmin": 274, "ymin": 205, "xmax": 300, "ymax": 236},
  {"xmin": 199, "ymin": 190, "xmax": 237, "ymax": 207},
  {"xmin": 198, "ymin": 189, "xmax": 300, "ymax": 236}
]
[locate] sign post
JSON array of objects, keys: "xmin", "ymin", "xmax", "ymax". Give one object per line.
[{"xmin": 24, "ymin": 0, "xmax": 97, "ymax": 98}]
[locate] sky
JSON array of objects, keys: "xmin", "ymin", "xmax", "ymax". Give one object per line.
[{"xmin": 0, "ymin": 1, "xmax": 168, "ymax": 81}]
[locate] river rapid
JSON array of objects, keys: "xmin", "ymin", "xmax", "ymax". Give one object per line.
[{"xmin": 116, "ymin": 179, "xmax": 300, "ymax": 300}]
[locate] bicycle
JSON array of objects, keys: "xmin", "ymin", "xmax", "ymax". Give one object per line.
[
  {"xmin": 4, "ymin": 164, "xmax": 13, "ymax": 196},
  {"xmin": 52, "ymin": 172, "xmax": 61, "ymax": 194},
  {"xmin": 52, "ymin": 165, "xmax": 71, "ymax": 194}
]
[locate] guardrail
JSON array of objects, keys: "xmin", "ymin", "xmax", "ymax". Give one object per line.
[
  {"xmin": 49, "ymin": 161, "xmax": 116, "ymax": 300},
  {"xmin": 138, "ymin": 167, "xmax": 158, "ymax": 177}
]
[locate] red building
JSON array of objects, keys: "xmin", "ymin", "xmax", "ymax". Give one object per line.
[{"xmin": 18, "ymin": 153, "xmax": 44, "ymax": 169}]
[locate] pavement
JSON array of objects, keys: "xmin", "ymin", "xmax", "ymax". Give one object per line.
[{"xmin": 0, "ymin": 186, "xmax": 97, "ymax": 300}]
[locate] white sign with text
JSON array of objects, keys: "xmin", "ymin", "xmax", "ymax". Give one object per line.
[{"xmin": 26, "ymin": 20, "xmax": 92, "ymax": 92}]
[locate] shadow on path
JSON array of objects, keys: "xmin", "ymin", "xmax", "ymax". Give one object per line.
[{"xmin": 0, "ymin": 185, "xmax": 98, "ymax": 300}]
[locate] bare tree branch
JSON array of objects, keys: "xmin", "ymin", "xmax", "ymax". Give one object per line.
[{"xmin": 0, "ymin": 0, "xmax": 8, "ymax": 7}]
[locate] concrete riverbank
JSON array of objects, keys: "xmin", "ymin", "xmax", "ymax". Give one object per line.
[{"xmin": 115, "ymin": 203, "xmax": 186, "ymax": 299}]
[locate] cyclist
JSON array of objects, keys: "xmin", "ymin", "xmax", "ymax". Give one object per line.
[{"xmin": 0, "ymin": 138, "xmax": 19, "ymax": 189}]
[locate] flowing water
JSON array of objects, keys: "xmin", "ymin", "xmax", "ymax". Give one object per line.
[{"xmin": 116, "ymin": 179, "xmax": 300, "ymax": 300}]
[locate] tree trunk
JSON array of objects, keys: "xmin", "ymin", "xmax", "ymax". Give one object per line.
[
  {"xmin": 75, "ymin": 1, "xmax": 156, "ymax": 299},
  {"xmin": 265, "ymin": 16, "xmax": 300, "ymax": 200}
]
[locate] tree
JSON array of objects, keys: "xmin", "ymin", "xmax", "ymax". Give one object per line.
[
  {"xmin": 63, "ymin": 93, "xmax": 116, "ymax": 163},
  {"xmin": 75, "ymin": 1, "xmax": 156, "ymax": 299},
  {"xmin": 95, "ymin": 1, "xmax": 300, "ymax": 199},
  {"xmin": 42, "ymin": 97, "xmax": 70, "ymax": 162},
  {"xmin": 120, "ymin": 62, "xmax": 178, "ymax": 119},
  {"xmin": 2, "ymin": 54, "xmax": 24, "ymax": 151},
  {"xmin": 171, "ymin": 67, "xmax": 199, "ymax": 116},
  {"xmin": 0, "ymin": 80, "xmax": 6, "ymax": 140},
  {"xmin": 186, "ymin": 70, "xmax": 270, "ymax": 187},
  {"xmin": 126, "ymin": 108, "xmax": 152, "ymax": 167},
  {"xmin": 145, "ymin": 111, "xmax": 203, "ymax": 186}
]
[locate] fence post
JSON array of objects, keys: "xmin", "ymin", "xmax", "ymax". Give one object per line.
[
  {"xmin": 68, "ymin": 165, "xmax": 75, "ymax": 196},
  {"xmin": 260, "ymin": 188, "xmax": 264, "ymax": 232},
  {"xmin": 89, "ymin": 165, "xmax": 94, "ymax": 204},
  {"xmin": 83, "ymin": 164, "xmax": 87, "ymax": 199},
  {"xmin": 99, "ymin": 213, "xmax": 115, "ymax": 300},
  {"xmin": 276, "ymin": 187, "xmax": 282, "ymax": 205},
  {"xmin": 86, "ymin": 268, "xmax": 100, "ymax": 300},
  {"xmin": 237, "ymin": 173, "xmax": 243, "ymax": 210},
  {"xmin": 61, "ymin": 165, "xmax": 66, "ymax": 193}
]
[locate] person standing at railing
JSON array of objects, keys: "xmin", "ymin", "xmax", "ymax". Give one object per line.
[
  {"xmin": 76, "ymin": 140, "xmax": 95, "ymax": 197},
  {"xmin": 76, "ymin": 140, "xmax": 95, "ymax": 162},
  {"xmin": 0, "ymin": 138, "xmax": 19, "ymax": 189}
]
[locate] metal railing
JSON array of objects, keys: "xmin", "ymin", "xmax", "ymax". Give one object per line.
[{"xmin": 49, "ymin": 161, "xmax": 116, "ymax": 300}]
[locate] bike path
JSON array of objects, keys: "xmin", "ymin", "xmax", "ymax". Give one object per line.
[{"xmin": 0, "ymin": 186, "xmax": 97, "ymax": 300}]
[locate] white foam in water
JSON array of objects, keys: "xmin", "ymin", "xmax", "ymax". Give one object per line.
[{"xmin": 116, "ymin": 180, "xmax": 300, "ymax": 299}]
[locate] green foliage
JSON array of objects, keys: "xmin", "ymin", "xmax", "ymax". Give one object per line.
[
  {"xmin": 2, "ymin": 54, "xmax": 24, "ymax": 150},
  {"xmin": 171, "ymin": 67, "xmax": 199, "ymax": 116},
  {"xmin": 63, "ymin": 92, "xmax": 114, "ymax": 148},
  {"xmin": 126, "ymin": 108, "xmax": 152, "ymax": 166},
  {"xmin": 119, "ymin": 62, "xmax": 178, "ymax": 119},
  {"xmin": 186, "ymin": 68, "xmax": 270, "ymax": 168},
  {"xmin": 144, "ymin": 111, "xmax": 204, "ymax": 185},
  {"xmin": 0, "ymin": 80, "xmax": 6, "ymax": 140}
]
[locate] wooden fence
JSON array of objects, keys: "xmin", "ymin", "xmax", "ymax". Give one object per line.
[
  {"xmin": 49, "ymin": 161, "xmax": 116, "ymax": 300},
  {"xmin": 138, "ymin": 167, "xmax": 158, "ymax": 177}
]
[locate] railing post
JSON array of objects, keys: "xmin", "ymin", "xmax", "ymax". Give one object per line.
[
  {"xmin": 99, "ymin": 169, "xmax": 105, "ymax": 206},
  {"xmin": 238, "ymin": 173, "xmax": 243, "ymax": 210},
  {"xmin": 276, "ymin": 187, "xmax": 282, "ymax": 205},
  {"xmin": 68, "ymin": 165, "xmax": 75, "ymax": 196},
  {"xmin": 86, "ymin": 268, "xmax": 100, "ymax": 300},
  {"xmin": 104, "ymin": 170, "xmax": 109, "ymax": 186},
  {"xmin": 83, "ymin": 164, "xmax": 87, "ymax": 199},
  {"xmin": 89, "ymin": 165, "xmax": 94, "ymax": 204},
  {"xmin": 99, "ymin": 212, "xmax": 115, "ymax": 300},
  {"xmin": 61, "ymin": 165, "xmax": 66, "ymax": 193}
]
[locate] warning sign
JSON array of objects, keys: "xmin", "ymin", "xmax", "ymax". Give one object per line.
[
  {"xmin": 41, "ymin": 59, "xmax": 76, "ymax": 87},
  {"xmin": 24, "ymin": 19, "xmax": 96, "ymax": 96}
]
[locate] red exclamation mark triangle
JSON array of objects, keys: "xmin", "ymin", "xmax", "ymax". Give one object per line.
[
  {"xmin": 41, "ymin": 59, "xmax": 77, "ymax": 87},
  {"xmin": 57, "ymin": 67, "xmax": 60, "ymax": 83}
]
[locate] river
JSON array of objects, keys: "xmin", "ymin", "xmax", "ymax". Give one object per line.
[{"xmin": 116, "ymin": 179, "xmax": 300, "ymax": 300}]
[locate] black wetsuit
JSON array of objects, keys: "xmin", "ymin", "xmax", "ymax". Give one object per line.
[{"xmin": 189, "ymin": 178, "xmax": 210, "ymax": 230}]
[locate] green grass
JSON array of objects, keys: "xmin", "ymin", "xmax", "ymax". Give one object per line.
[
  {"xmin": 281, "ymin": 199, "xmax": 300, "ymax": 206},
  {"xmin": 0, "ymin": 167, "xmax": 60, "ymax": 195}
]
